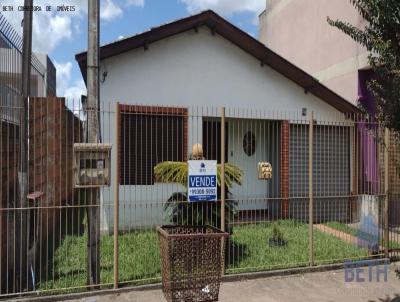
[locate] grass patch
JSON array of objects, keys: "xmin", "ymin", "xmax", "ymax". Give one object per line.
[
  {"xmin": 227, "ymin": 220, "xmax": 368, "ymax": 273},
  {"xmin": 325, "ymin": 221, "xmax": 400, "ymax": 249},
  {"xmin": 38, "ymin": 220, "xmax": 368, "ymax": 292},
  {"xmin": 38, "ymin": 231, "xmax": 160, "ymax": 292}
]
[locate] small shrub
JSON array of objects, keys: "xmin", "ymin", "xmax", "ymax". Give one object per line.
[
  {"xmin": 269, "ymin": 223, "xmax": 286, "ymax": 247},
  {"xmin": 154, "ymin": 161, "xmax": 243, "ymax": 231}
]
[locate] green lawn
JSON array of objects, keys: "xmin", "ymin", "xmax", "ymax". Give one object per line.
[
  {"xmin": 38, "ymin": 220, "xmax": 368, "ymax": 292},
  {"xmin": 226, "ymin": 220, "xmax": 368, "ymax": 273},
  {"xmin": 38, "ymin": 231, "xmax": 161, "ymax": 292},
  {"xmin": 325, "ymin": 221, "xmax": 400, "ymax": 249}
]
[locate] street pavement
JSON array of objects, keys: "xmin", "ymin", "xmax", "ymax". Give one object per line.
[{"xmin": 65, "ymin": 263, "xmax": 400, "ymax": 302}]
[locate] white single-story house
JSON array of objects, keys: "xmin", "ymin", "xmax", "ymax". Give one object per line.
[{"xmin": 76, "ymin": 10, "xmax": 363, "ymax": 232}]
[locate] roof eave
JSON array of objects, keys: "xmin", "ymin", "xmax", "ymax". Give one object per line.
[{"xmin": 75, "ymin": 10, "xmax": 360, "ymax": 114}]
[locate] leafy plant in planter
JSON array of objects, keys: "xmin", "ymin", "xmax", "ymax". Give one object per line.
[
  {"xmin": 269, "ymin": 223, "xmax": 287, "ymax": 247},
  {"xmin": 154, "ymin": 161, "xmax": 243, "ymax": 232}
]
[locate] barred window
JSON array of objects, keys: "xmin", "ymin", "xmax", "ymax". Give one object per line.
[{"xmin": 119, "ymin": 105, "xmax": 187, "ymax": 185}]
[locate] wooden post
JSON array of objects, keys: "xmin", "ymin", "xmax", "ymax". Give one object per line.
[
  {"xmin": 220, "ymin": 107, "xmax": 226, "ymax": 274},
  {"xmin": 113, "ymin": 103, "xmax": 120, "ymax": 289},
  {"xmin": 309, "ymin": 111, "xmax": 314, "ymax": 266},
  {"xmin": 384, "ymin": 128, "xmax": 390, "ymax": 259}
]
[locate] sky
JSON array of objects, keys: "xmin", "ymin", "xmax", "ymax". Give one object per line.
[{"xmin": 0, "ymin": 0, "xmax": 265, "ymax": 100}]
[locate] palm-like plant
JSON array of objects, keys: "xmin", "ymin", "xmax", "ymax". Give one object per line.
[{"xmin": 154, "ymin": 161, "xmax": 243, "ymax": 231}]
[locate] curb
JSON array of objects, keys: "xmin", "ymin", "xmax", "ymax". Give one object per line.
[{"xmin": 8, "ymin": 258, "xmax": 391, "ymax": 302}]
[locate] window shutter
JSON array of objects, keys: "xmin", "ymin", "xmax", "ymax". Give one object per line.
[{"xmin": 120, "ymin": 106, "xmax": 187, "ymax": 185}]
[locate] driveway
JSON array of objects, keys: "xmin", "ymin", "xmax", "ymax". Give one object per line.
[{"xmin": 65, "ymin": 263, "xmax": 400, "ymax": 302}]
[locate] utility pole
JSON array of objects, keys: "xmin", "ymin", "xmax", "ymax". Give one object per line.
[
  {"xmin": 87, "ymin": 0, "xmax": 101, "ymax": 288},
  {"xmin": 18, "ymin": 0, "xmax": 33, "ymax": 290}
]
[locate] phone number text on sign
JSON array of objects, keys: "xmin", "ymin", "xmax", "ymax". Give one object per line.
[{"xmin": 188, "ymin": 161, "xmax": 217, "ymax": 202}]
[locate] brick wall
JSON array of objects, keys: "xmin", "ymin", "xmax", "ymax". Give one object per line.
[
  {"xmin": 280, "ymin": 120, "xmax": 289, "ymax": 218},
  {"xmin": 28, "ymin": 97, "xmax": 82, "ymax": 280},
  {"xmin": 29, "ymin": 98, "xmax": 81, "ymax": 202},
  {"xmin": 0, "ymin": 121, "xmax": 18, "ymax": 289},
  {"xmin": 0, "ymin": 98, "xmax": 81, "ymax": 291},
  {"xmin": 29, "ymin": 96, "xmax": 81, "ymax": 221}
]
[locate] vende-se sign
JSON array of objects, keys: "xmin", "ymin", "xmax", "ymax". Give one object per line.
[{"xmin": 188, "ymin": 160, "xmax": 217, "ymax": 202}]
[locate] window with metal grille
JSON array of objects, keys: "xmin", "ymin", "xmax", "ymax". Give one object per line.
[
  {"xmin": 119, "ymin": 105, "xmax": 187, "ymax": 185},
  {"xmin": 202, "ymin": 120, "xmax": 228, "ymax": 163}
]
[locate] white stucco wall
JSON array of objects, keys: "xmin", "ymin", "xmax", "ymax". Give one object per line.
[
  {"xmin": 100, "ymin": 27, "xmax": 342, "ymax": 115},
  {"xmin": 98, "ymin": 26, "xmax": 348, "ymax": 232}
]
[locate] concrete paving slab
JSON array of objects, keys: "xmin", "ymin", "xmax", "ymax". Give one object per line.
[{"xmin": 64, "ymin": 263, "xmax": 400, "ymax": 302}]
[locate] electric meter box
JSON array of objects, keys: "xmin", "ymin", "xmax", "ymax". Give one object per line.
[{"xmin": 73, "ymin": 143, "xmax": 112, "ymax": 188}]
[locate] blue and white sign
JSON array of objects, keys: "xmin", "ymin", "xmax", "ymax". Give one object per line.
[{"xmin": 188, "ymin": 160, "xmax": 217, "ymax": 202}]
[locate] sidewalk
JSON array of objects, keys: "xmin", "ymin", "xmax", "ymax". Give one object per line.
[{"xmin": 65, "ymin": 263, "xmax": 400, "ymax": 302}]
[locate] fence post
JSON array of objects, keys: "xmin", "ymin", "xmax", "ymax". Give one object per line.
[
  {"xmin": 220, "ymin": 107, "xmax": 226, "ymax": 274},
  {"xmin": 309, "ymin": 111, "xmax": 314, "ymax": 266},
  {"xmin": 384, "ymin": 127, "xmax": 390, "ymax": 259},
  {"xmin": 113, "ymin": 102, "xmax": 120, "ymax": 289}
]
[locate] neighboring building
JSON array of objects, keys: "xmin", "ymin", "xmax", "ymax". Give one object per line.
[
  {"xmin": 0, "ymin": 14, "xmax": 56, "ymax": 109},
  {"xmin": 259, "ymin": 0, "xmax": 369, "ymax": 105},
  {"xmin": 76, "ymin": 10, "xmax": 359, "ymax": 232},
  {"xmin": 35, "ymin": 53, "xmax": 57, "ymax": 97},
  {"xmin": 0, "ymin": 48, "xmax": 54, "ymax": 100},
  {"xmin": 259, "ymin": 0, "xmax": 400, "ymax": 228},
  {"xmin": 259, "ymin": 1, "xmax": 388, "ymax": 219},
  {"xmin": 0, "ymin": 14, "xmax": 57, "ymax": 129}
]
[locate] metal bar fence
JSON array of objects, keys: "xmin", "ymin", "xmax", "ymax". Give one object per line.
[
  {"xmin": 0, "ymin": 11, "xmax": 49, "ymax": 299},
  {"xmin": 0, "ymin": 100, "xmax": 398, "ymax": 298}
]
